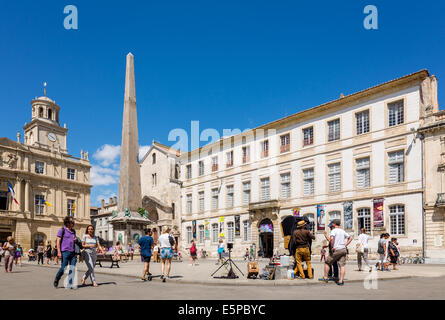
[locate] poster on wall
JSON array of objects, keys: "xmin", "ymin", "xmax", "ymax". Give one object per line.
[
  {"xmin": 192, "ymin": 220, "xmax": 197, "ymax": 239},
  {"xmin": 204, "ymin": 220, "xmax": 210, "ymax": 239},
  {"xmin": 317, "ymin": 204, "xmax": 326, "ymax": 230},
  {"xmin": 343, "ymin": 201, "xmax": 353, "ymax": 230},
  {"xmin": 219, "ymin": 216, "xmax": 225, "ymax": 238},
  {"xmin": 235, "ymin": 215, "xmax": 240, "ymax": 236},
  {"xmin": 293, "ymin": 207, "xmax": 300, "ymax": 217},
  {"xmin": 373, "ymin": 198, "xmax": 384, "ymax": 228}
]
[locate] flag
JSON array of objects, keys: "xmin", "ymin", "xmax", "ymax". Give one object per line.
[
  {"xmin": 7, "ymin": 181, "xmax": 19, "ymax": 205},
  {"xmin": 39, "ymin": 197, "xmax": 52, "ymax": 207},
  {"xmin": 72, "ymin": 203, "xmax": 76, "ymax": 213}
]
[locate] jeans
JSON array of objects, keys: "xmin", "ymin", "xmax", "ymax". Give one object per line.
[
  {"xmin": 294, "ymin": 247, "xmax": 313, "ymax": 279},
  {"xmin": 4, "ymin": 255, "xmax": 14, "ymax": 272},
  {"xmin": 37, "ymin": 252, "xmax": 44, "ymax": 264},
  {"xmin": 82, "ymin": 250, "xmax": 97, "ymax": 283},
  {"xmin": 357, "ymin": 248, "xmax": 371, "ymax": 270},
  {"xmin": 328, "ymin": 261, "xmax": 339, "ymax": 278},
  {"xmin": 55, "ymin": 251, "xmax": 77, "ymax": 285}
]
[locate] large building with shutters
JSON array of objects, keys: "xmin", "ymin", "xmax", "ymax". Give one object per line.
[
  {"xmin": 0, "ymin": 95, "xmax": 91, "ymax": 251},
  {"xmin": 141, "ymin": 70, "xmax": 444, "ymax": 261}
]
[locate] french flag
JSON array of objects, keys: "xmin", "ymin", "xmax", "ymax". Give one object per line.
[{"xmin": 7, "ymin": 181, "xmax": 19, "ymax": 205}]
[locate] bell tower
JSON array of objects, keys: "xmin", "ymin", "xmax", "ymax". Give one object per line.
[{"xmin": 23, "ymin": 94, "xmax": 68, "ymax": 153}]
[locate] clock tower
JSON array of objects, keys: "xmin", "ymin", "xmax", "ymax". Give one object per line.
[{"xmin": 23, "ymin": 96, "xmax": 68, "ymax": 153}]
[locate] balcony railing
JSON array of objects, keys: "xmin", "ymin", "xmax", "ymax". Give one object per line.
[{"xmin": 436, "ymin": 193, "xmax": 445, "ymax": 207}]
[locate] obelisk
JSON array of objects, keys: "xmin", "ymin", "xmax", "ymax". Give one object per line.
[{"xmin": 118, "ymin": 52, "xmax": 142, "ymax": 213}]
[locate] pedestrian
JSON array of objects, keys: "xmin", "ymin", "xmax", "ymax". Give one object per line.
[
  {"xmin": 292, "ymin": 220, "xmax": 315, "ymax": 279},
  {"xmin": 320, "ymin": 245, "xmax": 327, "ymax": 262},
  {"xmin": 319, "ymin": 219, "xmax": 352, "ymax": 285},
  {"xmin": 357, "ymin": 228, "xmax": 372, "ymax": 272},
  {"xmin": 153, "ymin": 243, "xmax": 159, "ymax": 263},
  {"xmin": 14, "ymin": 244, "xmax": 23, "ymax": 267},
  {"xmin": 137, "ymin": 228, "xmax": 154, "ymax": 281},
  {"xmin": 45, "ymin": 241, "xmax": 53, "ymax": 265},
  {"xmin": 377, "ymin": 233, "xmax": 390, "ymax": 271},
  {"xmin": 53, "ymin": 216, "xmax": 79, "ymax": 288},
  {"xmin": 52, "ymin": 245, "xmax": 59, "ymax": 265},
  {"xmin": 323, "ymin": 222, "xmax": 339, "ymax": 282},
  {"xmin": 113, "ymin": 242, "xmax": 122, "ymax": 261},
  {"xmin": 216, "ymin": 239, "xmax": 224, "ymax": 265},
  {"xmin": 244, "ymin": 248, "xmax": 249, "ymax": 261},
  {"xmin": 158, "ymin": 226, "xmax": 174, "ymax": 282},
  {"xmin": 128, "ymin": 242, "xmax": 134, "ymax": 261},
  {"xmin": 81, "ymin": 225, "xmax": 105, "ymax": 287},
  {"xmin": 37, "ymin": 241, "xmax": 44, "ymax": 265},
  {"xmin": 2, "ymin": 236, "xmax": 17, "ymax": 273},
  {"xmin": 388, "ymin": 238, "xmax": 399, "ymax": 270},
  {"xmin": 189, "ymin": 240, "xmax": 198, "ymax": 266}
]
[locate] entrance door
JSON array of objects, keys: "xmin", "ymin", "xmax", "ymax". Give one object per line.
[{"xmin": 259, "ymin": 233, "xmax": 274, "ymax": 258}]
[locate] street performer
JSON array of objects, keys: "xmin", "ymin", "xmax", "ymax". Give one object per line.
[{"xmin": 292, "ymin": 220, "xmax": 315, "ymax": 279}]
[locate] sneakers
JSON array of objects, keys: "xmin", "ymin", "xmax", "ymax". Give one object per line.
[
  {"xmin": 318, "ymin": 278, "xmax": 329, "ymax": 283},
  {"xmin": 160, "ymin": 274, "xmax": 165, "ymax": 282},
  {"xmin": 53, "ymin": 280, "xmax": 59, "ymax": 288}
]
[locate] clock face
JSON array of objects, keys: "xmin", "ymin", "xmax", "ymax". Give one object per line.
[{"xmin": 48, "ymin": 133, "xmax": 57, "ymax": 142}]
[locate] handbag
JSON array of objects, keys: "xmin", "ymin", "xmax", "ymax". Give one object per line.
[{"xmin": 356, "ymin": 243, "xmax": 365, "ymax": 254}]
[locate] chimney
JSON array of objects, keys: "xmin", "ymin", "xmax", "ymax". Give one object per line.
[
  {"xmin": 109, "ymin": 197, "xmax": 113, "ymax": 205},
  {"xmin": 101, "ymin": 199, "xmax": 105, "ymax": 208},
  {"xmin": 113, "ymin": 196, "xmax": 117, "ymax": 204}
]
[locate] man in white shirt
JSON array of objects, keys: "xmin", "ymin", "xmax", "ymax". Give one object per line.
[
  {"xmin": 319, "ymin": 219, "xmax": 352, "ymax": 285},
  {"xmin": 357, "ymin": 228, "xmax": 372, "ymax": 272}
]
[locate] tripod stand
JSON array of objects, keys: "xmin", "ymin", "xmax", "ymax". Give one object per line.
[{"xmin": 211, "ymin": 248, "xmax": 245, "ymax": 278}]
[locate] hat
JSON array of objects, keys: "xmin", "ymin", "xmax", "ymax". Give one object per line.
[{"xmin": 297, "ymin": 220, "xmax": 307, "ymax": 228}]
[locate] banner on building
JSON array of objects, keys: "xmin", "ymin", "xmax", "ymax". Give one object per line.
[
  {"xmin": 192, "ymin": 220, "xmax": 197, "ymax": 239},
  {"xmin": 235, "ymin": 215, "xmax": 240, "ymax": 236},
  {"xmin": 292, "ymin": 207, "xmax": 300, "ymax": 217},
  {"xmin": 204, "ymin": 220, "xmax": 210, "ymax": 239},
  {"xmin": 219, "ymin": 216, "xmax": 225, "ymax": 238},
  {"xmin": 373, "ymin": 198, "xmax": 384, "ymax": 228},
  {"xmin": 343, "ymin": 201, "xmax": 353, "ymax": 230},
  {"xmin": 317, "ymin": 204, "xmax": 325, "ymax": 230}
]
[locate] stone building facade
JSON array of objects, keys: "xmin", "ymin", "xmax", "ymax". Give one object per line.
[
  {"xmin": 90, "ymin": 197, "xmax": 117, "ymax": 247},
  {"xmin": 141, "ymin": 70, "xmax": 444, "ymax": 260},
  {"xmin": 0, "ymin": 95, "xmax": 91, "ymax": 251}
]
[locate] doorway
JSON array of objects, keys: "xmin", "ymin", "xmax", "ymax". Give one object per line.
[{"xmin": 258, "ymin": 219, "xmax": 274, "ymax": 258}]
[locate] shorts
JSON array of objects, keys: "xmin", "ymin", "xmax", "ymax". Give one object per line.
[
  {"xmin": 325, "ymin": 248, "xmax": 347, "ymax": 267},
  {"xmin": 160, "ymin": 248, "xmax": 173, "ymax": 259},
  {"xmin": 389, "ymin": 255, "xmax": 398, "ymax": 264},
  {"xmin": 142, "ymin": 255, "xmax": 151, "ymax": 263},
  {"xmin": 379, "ymin": 253, "xmax": 387, "ymax": 263},
  {"xmin": 191, "ymin": 253, "xmax": 197, "ymax": 259}
]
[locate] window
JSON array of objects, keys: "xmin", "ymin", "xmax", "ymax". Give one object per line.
[
  {"xmin": 226, "ymin": 185, "xmax": 234, "ymax": 208},
  {"xmin": 212, "ymin": 223, "xmax": 219, "ymax": 243},
  {"xmin": 305, "ymin": 214, "xmax": 315, "ymax": 232},
  {"xmin": 329, "ymin": 211, "xmax": 341, "ymax": 224},
  {"xmin": 99, "ymin": 231, "xmax": 103, "ymax": 239},
  {"xmin": 199, "ymin": 161, "xmax": 204, "ymax": 176},
  {"xmin": 303, "ymin": 127, "xmax": 314, "ymax": 146},
  {"xmin": 243, "ymin": 181, "xmax": 251, "ymax": 205},
  {"xmin": 356, "ymin": 110, "xmax": 370, "ymax": 135},
  {"xmin": 328, "ymin": 119, "xmax": 340, "ymax": 142},
  {"xmin": 280, "ymin": 134, "xmax": 290, "ymax": 153},
  {"xmin": 174, "ymin": 164, "xmax": 180, "ymax": 179},
  {"xmin": 48, "ymin": 109, "xmax": 52, "ymax": 120},
  {"xmin": 0, "ymin": 191, "xmax": 8, "ymax": 210},
  {"xmin": 356, "ymin": 158, "xmax": 370, "ymax": 189},
  {"xmin": 243, "ymin": 221, "xmax": 251, "ymax": 241},
  {"xmin": 242, "ymin": 146, "xmax": 250, "ymax": 163},
  {"xmin": 152, "ymin": 153, "xmax": 156, "ymax": 164},
  {"xmin": 303, "ymin": 168, "xmax": 314, "ymax": 196},
  {"xmin": 67, "ymin": 199, "xmax": 75, "ymax": 217},
  {"xmin": 186, "ymin": 226, "xmax": 192, "ymax": 244},
  {"xmin": 226, "ymin": 151, "xmax": 233, "ymax": 168},
  {"xmin": 390, "ymin": 205, "xmax": 405, "ymax": 235},
  {"xmin": 227, "ymin": 222, "xmax": 234, "ymax": 243},
  {"xmin": 152, "ymin": 173, "xmax": 157, "ymax": 187},
  {"xmin": 35, "ymin": 161, "xmax": 44, "ymax": 174},
  {"xmin": 261, "ymin": 178, "xmax": 270, "ymax": 201},
  {"xmin": 35, "ymin": 195, "xmax": 45, "ymax": 215},
  {"xmin": 261, "ymin": 140, "xmax": 269, "ymax": 158},
  {"xmin": 171, "ymin": 203, "xmax": 175, "ymax": 220},
  {"xmin": 280, "ymin": 173, "xmax": 291, "ymax": 199},
  {"xmin": 67, "ymin": 168, "xmax": 75, "ymax": 180},
  {"xmin": 105, "ymin": 230, "xmax": 108, "ymax": 240},
  {"xmin": 388, "ymin": 151, "xmax": 405, "ymax": 183},
  {"xmin": 212, "ymin": 156, "xmax": 218, "ymax": 172},
  {"xmin": 198, "ymin": 191, "xmax": 205, "ymax": 212},
  {"xmin": 357, "ymin": 208, "xmax": 371, "ymax": 234},
  {"xmin": 186, "ymin": 194, "xmax": 192, "ymax": 214},
  {"xmin": 39, "ymin": 107, "xmax": 43, "ymax": 117},
  {"xmin": 328, "ymin": 163, "xmax": 341, "ymax": 192},
  {"xmin": 186, "ymin": 165, "xmax": 192, "ymax": 179},
  {"xmin": 388, "ymin": 100, "xmax": 404, "ymax": 127},
  {"xmin": 212, "ymin": 188, "xmax": 219, "ymax": 210},
  {"xmin": 199, "ymin": 225, "xmax": 205, "ymax": 244}
]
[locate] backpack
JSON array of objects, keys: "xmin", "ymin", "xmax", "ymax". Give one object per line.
[
  {"xmin": 168, "ymin": 235, "xmax": 175, "ymax": 247},
  {"xmin": 377, "ymin": 240, "xmax": 384, "ymax": 254},
  {"xmin": 190, "ymin": 243, "xmax": 196, "ymax": 254}
]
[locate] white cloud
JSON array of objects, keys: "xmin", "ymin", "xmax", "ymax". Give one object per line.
[
  {"xmin": 139, "ymin": 145, "xmax": 150, "ymax": 161},
  {"xmin": 93, "ymin": 144, "xmax": 121, "ymax": 166},
  {"xmin": 90, "ymin": 165, "xmax": 119, "ymax": 186}
]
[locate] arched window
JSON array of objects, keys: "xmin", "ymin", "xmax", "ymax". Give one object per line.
[{"xmin": 389, "ymin": 205, "xmax": 405, "ymax": 235}]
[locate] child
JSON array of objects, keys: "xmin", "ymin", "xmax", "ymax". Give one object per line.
[{"xmin": 320, "ymin": 245, "xmax": 327, "ymax": 262}]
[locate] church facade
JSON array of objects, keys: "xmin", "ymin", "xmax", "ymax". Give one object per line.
[{"xmin": 0, "ymin": 95, "xmax": 91, "ymax": 251}]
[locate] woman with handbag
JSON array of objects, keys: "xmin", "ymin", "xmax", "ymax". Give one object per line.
[
  {"xmin": 357, "ymin": 228, "xmax": 372, "ymax": 272},
  {"xmin": 81, "ymin": 225, "xmax": 105, "ymax": 287},
  {"xmin": 158, "ymin": 227, "xmax": 174, "ymax": 282}
]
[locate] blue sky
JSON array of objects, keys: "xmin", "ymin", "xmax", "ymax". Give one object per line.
[{"xmin": 1, "ymin": 0, "xmax": 444, "ymax": 206}]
